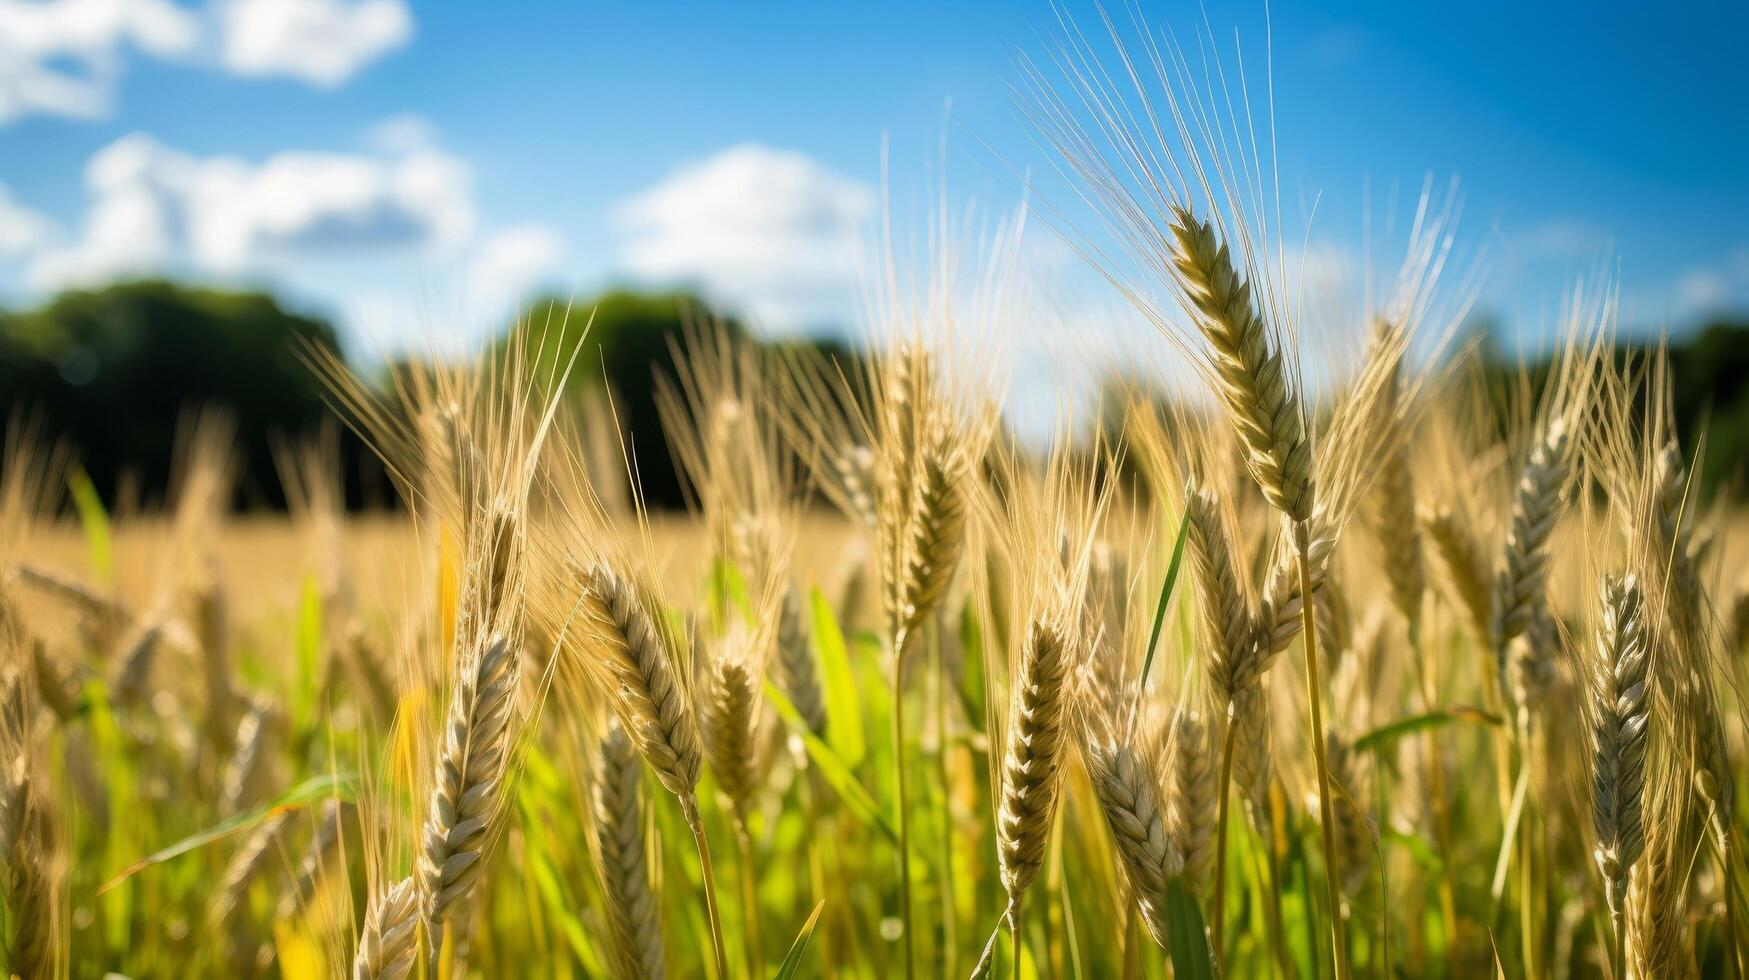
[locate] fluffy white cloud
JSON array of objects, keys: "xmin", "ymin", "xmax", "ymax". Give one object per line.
[
  {"xmin": 465, "ymin": 224, "xmax": 563, "ymax": 314},
  {"xmin": 28, "ymin": 130, "xmax": 472, "ymax": 289},
  {"xmin": 0, "ymin": 0, "xmax": 201, "ymax": 122},
  {"xmin": 615, "ymin": 143, "xmax": 875, "ymax": 330},
  {"xmin": 0, "ymin": 183, "xmax": 53, "ymax": 257},
  {"xmin": 216, "ymin": 0, "xmax": 410, "ymax": 87},
  {"xmin": 0, "ymin": 0, "xmax": 410, "ymax": 124}
]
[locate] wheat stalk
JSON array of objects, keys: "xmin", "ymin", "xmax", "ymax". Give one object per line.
[
  {"xmin": 593, "ymin": 723, "xmax": 666, "ymax": 980},
  {"xmin": 417, "ymin": 634, "xmax": 520, "ymax": 940}
]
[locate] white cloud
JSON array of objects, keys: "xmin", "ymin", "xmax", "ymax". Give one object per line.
[
  {"xmin": 464, "ymin": 224, "xmax": 563, "ymax": 314},
  {"xmin": 0, "ymin": 183, "xmax": 53, "ymax": 257},
  {"xmin": 216, "ymin": 0, "xmax": 410, "ymax": 87},
  {"xmin": 0, "ymin": 0, "xmax": 410, "ymax": 125},
  {"xmin": 614, "ymin": 143, "xmax": 875, "ymax": 330},
  {"xmin": 0, "ymin": 0, "xmax": 201, "ymax": 122},
  {"xmin": 28, "ymin": 130, "xmax": 472, "ymax": 289},
  {"xmin": 1674, "ymin": 267, "xmax": 1726, "ymax": 314}
]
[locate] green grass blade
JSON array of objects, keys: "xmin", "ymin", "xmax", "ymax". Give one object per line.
[
  {"xmin": 1139, "ymin": 509, "xmax": 1191, "ymax": 687},
  {"xmin": 1164, "ymin": 879, "xmax": 1217, "ymax": 980},
  {"xmin": 1352, "ymin": 705, "xmax": 1503, "ymax": 754},
  {"xmin": 810, "ymin": 587, "xmax": 866, "ymax": 767},
  {"xmin": 773, "ymin": 899, "xmax": 826, "ymax": 979},
  {"xmin": 764, "ymin": 679, "xmax": 896, "ymax": 842},
  {"xmin": 99, "ymin": 773, "xmax": 355, "ymax": 892},
  {"xmin": 67, "ymin": 466, "xmax": 113, "ymax": 586}
]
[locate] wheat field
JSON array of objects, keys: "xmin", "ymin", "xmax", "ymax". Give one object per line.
[{"xmin": 4, "ymin": 13, "xmax": 1749, "ymax": 980}]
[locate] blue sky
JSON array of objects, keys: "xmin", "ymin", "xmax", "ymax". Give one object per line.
[{"xmin": 1, "ymin": 0, "xmax": 1745, "ymax": 362}]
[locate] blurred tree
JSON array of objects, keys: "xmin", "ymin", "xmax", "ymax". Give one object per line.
[
  {"xmin": 0, "ymin": 279, "xmax": 348, "ymax": 510},
  {"xmin": 504, "ymin": 289, "xmax": 863, "ymax": 510}
]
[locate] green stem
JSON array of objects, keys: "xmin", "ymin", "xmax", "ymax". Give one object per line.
[
  {"xmin": 1296, "ymin": 527, "xmax": 1349, "ymax": 980},
  {"xmin": 933, "ymin": 617, "xmax": 959, "ymax": 977},
  {"xmin": 682, "ymin": 793, "xmax": 732, "ymax": 980},
  {"xmin": 736, "ymin": 815, "xmax": 764, "ymax": 979},
  {"xmin": 1011, "ymin": 898, "xmax": 1024, "ymax": 980},
  {"xmin": 893, "ymin": 631, "xmax": 916, "ymax": 980},
  {"xmin": 1211, "ymin": 712, "xmax": 1239, "ymax": 968}
]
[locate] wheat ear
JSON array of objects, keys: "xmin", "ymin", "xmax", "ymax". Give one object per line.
[
  {"xmin": 417, "ymin": 634, "xmax": 519, "ymax": 939},
  {"xmin": 1368, "ymin": 335, "xmax": 1426, "ymax": 638},
  {"xmin": 353, "ymin": 876, "xmax": 420, "ymax": 980},
  {"xmin": 1166, "ymin": 207, "xmax": 1314, "ymax": 525},
  {"xmin": 278, "ymin": 799, "xmax": 347, "ymax": 922},
  {"xmin": 209, "ymin": 810, "xmax": 295, "ymax": 927},
  {"xmin": 1493, "ymin": 417, "xmax": 1572, "ymax": 665},
  {"xmin": 1319, "ymin": 731, "xmax": 1375, "ymax": 899},
  {"xmin": 996, "ymin": 619, "xmax": 1073, "ymax": 914},
  {"xmin": 775, "ymin": 586, "xmax": 828, "ymax": 736},
  {"xmin": 3, "ymin": 761, "xmax": 53, "ymax": 979},
  {"xmin": 1421, "ymin": 506, "xmax": 1494, "ymax": 640},
  {"xmin": 578, "ymin": 563, "xmax": 726, "ymax": 978},
  {"xmin": 1588, "ymin": 574, "xmax": 1649, "ymax": 932},
  {"xmin": 895, "ymin": 439, "xmax": 971, "ymax": 645},
  {"xmin": 594, "ymin": 723, "xmax": 666, "ymax": 980},
  {"xmin": 701, "ymin": 637, "xmax": 764, "ymax": 816},
  {"xmin": 1624, "ymin": 824, "xmax": 1690, "ymax": 980},
  {"xmin": 1084, "ymin": 730, "xmax": 1184, "ymax": 950},
  {"xmin": 220, "ymin": 699, "xmax": 280, "ymax": 815},
  {"xmin": 1165, "ymin": 709, "xmax": 1218, "ymax": 892},
  {"xmin": 579, "ymin": 563, "xmax": 702, "ymax": 798}
]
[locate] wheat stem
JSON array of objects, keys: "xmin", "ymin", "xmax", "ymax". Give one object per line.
[
  {"xmin": 1297, "ymin": 524, "xmax": 1350, "ymax": 980},
  {"xmin": 680, "ymin": 793, "xmax": 730, "ymax": 980}
]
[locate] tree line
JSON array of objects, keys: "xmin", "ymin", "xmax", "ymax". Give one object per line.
[{"xmin": 0, "ymin": 278, "xmax": 1743, "ymax": 511}]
